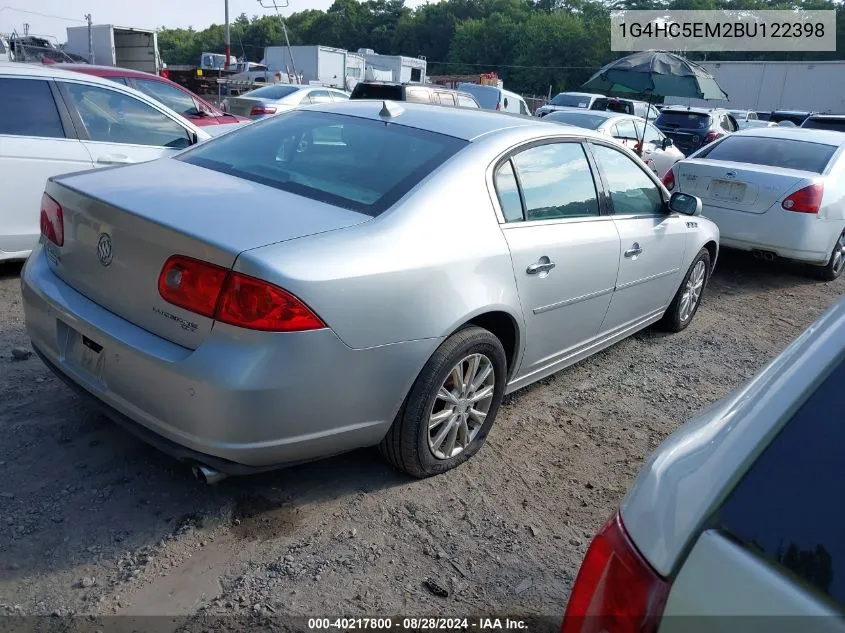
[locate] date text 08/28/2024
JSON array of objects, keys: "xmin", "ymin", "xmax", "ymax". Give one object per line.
[{"xmin": 307, "ymin": 618, "xmax": 529, "ymax": 630}]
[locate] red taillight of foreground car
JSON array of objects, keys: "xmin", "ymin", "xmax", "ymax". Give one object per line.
[
  {"xmin": 40, "ymin": 193, "xmax": 64, "ymax": 247},
  {"xmin": 158, "ymin": 256, "xmax": 326, "ymax": 332},
  {"xmin": 250, "ymin": 105, "xmax": 277, "ymax": 116},
  {"xmin": 662, "ymin": 169, "xmax": 676, "ymax": 191},
  {"xmin": 561, "ymin": 512, "xmax": 670, "ymax": 633},
  {"xmin": 703, "ymin": 130, "xmax": 723, "ymax": 144},
  {"xmin": 782, "ymin": 183, "xmax": 824, "ymax": 214}
]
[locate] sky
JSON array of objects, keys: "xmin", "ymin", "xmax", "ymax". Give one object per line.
[{"xmin": 0, "ymin": 0, "xmax": 433, "ymax": 43}]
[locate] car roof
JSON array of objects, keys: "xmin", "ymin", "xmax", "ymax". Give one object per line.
[
  {"xmin": 546, "ymin": 109, "xmax": 640, "ymax": 122},
  {"xmin": 307, "ymin": 99, "xmax": 591, "ymax": 142},
  {"xmin": 772, "ymin": 109, "xmax": 813, "ymax": 115},
  {"xmin": 554, "ymin": 91, "xmax": 604, "ymax": 98},
  {"xmin": 54, "ymin": 63, "xmax": 157, "ymax": 79},
  {"xmin": 0, "ymin": 60, "xmax": 146, "ymax": 89},
  {"xmin": 807, "ymin": 114, "xmax": 845, "ymax": 120},
  {"xmin": 660, "ymin": 106, "xmax": 715, "ymax": 114},
  {"xmin": 734, "ymin": 126, "xmax": 845, "ymax": 146}
]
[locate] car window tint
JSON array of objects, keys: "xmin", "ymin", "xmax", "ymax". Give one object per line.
[
  {"xmin": 715, "ymin": 358, "xmax": 845, "ymax": 609},
  {"xmin": 178, "ymin": 110, "xmax": 466, "ymax": 217},
  {"xmin": 511, "ymin": 143, "xmax": 599, "ymax": 221},
  {"xmin": 405, "ymin": 87, "xmax": 431, "ymax": 104},
  {"xmin": 457, "ymin": 95, "xmax": 478, "ymax": 108},
  {"xmin": 134, "ymin": 78, "xmax": 198, "ymax": 116},
  {"xmin": 545, "ymin": 111, "xmax": 607, "ymax": 130},
  {"xmin": 644, "ymin": 123, "xmax": 663, "ymax": 144},
  {"xmin": 614, "ymin": 119, "xmax": 638, "ymax": 140},
  {"xmin": 656, "ymin": 111, "xmax": 710, "ymax": 129},
  {"xmin": 308, "ymin": 90, "xmax": 332, "ymax": 104},
  {"xmin": 592, "ymin": 143, "xmax": 663, "ymax": 216},
  {"xmin": 435, "ymin": 92, "xmax": 456, "ymax": 106},
  {"xmin": 245, "ymin": 85, "xmax": 300, "ymax": 100},
  {"xmin": 697, "ymin": 136, "xmax": 836, "ymax": 174},
  {"xmin": 330, "ymin": 91, "xmax": 349, "ymax": 101},
  {"xmin": 0, "ymin": 78, "xmax": 65, "ymax": 139},
  {"xmin": 62, "ymin": 82, "xmax": 191, "ymax": 149},
  {"xmin": 495, "ymin": 160, "xmax": 523, "ymax": 223}
]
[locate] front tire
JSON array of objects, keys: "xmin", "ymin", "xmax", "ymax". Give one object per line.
[
  {"xmin": 379, "ymin": 326, "xmax": 507, "ymax": 478},
  {"xmin": 812, "ymin": 229, "xmax": 845, "ymax": 281},
  {"xmin": 659, "ymin": 248, "xmax": 710, "ymax": 332}
]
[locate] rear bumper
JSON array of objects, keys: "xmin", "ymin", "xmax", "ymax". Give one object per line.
[
  {"xmin": 702, "ymin": 205, "xmax": 842, "ymax": 265},
  {"xmin": 22, "ymin": 247, "xmax": 435, "ymax": 472}
]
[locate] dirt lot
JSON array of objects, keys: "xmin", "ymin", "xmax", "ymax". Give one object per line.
[{"xmin": 0, "ymin": 252, "xmax": 842, "ymax": 630}]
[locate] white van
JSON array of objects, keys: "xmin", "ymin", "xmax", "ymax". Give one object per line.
[{"xmin": 457, "ymin": 83, "xmax": 530, "ymax": 115}]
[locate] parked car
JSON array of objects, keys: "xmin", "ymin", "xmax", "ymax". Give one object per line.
[
  {"xmin": 534, "ymin": 91, "xmax": 605, "ymax": 117},
  {"xmin": 662, "ymin": 127, "xmax": 845, "ymax": 280},
  {"xmin": 21, "ymin": 101, "xmax": 715, "ymax": 482},
  {"xmin": 654, "ymin": 106, "xmax": 739, "ymax": 156},
  {"xmin": 601, "ymin": 97, "xmax": 660, "ymax": 120},
  {"xmin": 543, "ymin": 110, "xmax": 684, "ymax": 178},
  {"xmin": 769, "ymin": 110, "xmax": 815, "ymax": 126},
  {"xmin": 57, "ymin": 63, "xmax": 250, "ymax": 133},
  {"xmin": 728, "ymin": 109, "xmax": 761, "ymax": 129},
  {"xmin": 0, "ymin": 62, "xmax": 210, "ymax": 263},
  {"xmin": 223, "ymin": 84, "xmax": 349, "ymax": 119},
  {"xmin": 350, "ymin": 82, "xmax": 482, "ymax": 110},
  {"xmin": 755, "ymin": 110, "xmax": 771, "ymax": 121},
  {"xmin": 455, "ymin": 82, "xmax": 529, "ymax": 114},
  {"xmin": 801, "ymin": 113, "xmax": 845, "ymax": 133},
  {"xmin": 562, "ymin": 295, "xmax": 845, "ymax": 632}
]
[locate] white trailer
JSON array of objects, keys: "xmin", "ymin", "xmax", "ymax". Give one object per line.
[
  {"xmin": 65, "ymin": 25, "xmax": 163, "ymax": 74},
  {"xmin": 262, "ymin": 45, "xmax": 349, "ymax": 89},
  {"xmin": 663, "ymin": 60, "xmax": 845, "ymax": 114},
  {"xmin": 359, "ymin": 49, "xmax": 427, "ymax": 84}
]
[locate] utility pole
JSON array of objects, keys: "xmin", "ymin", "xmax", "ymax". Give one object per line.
[
  {"xmin": 224, "ymin": 0, "xmax": 231, "ymax": 69},
  {"xmin": 23, "ymin": 22, "xmax": 29, "ymax": 35},
  {"xmin": 258, "ymin": 0, "xmax": 297, "ymax": 81},
  {"xmin": 85, "ymin": 14, "xmax": 94, "ymax": 64}
]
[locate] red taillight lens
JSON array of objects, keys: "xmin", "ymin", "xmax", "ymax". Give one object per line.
[
  {"xmin": 662, "ymin": 169, "xmax": 676, "ymax": 191},
  {"xmin": 703, "ymin": 130, "xmax": 722, "ymax": 144},
  {"xmin": 157, "ymin": 255, "xmax": 228, "ymax": 318},
  {"xmin": 40, "ymin": 193, "xmax": 64, "ymax": 247},
  {"xmin": 157, "ymin": 256, "xmax": 326, "ymax": 332},
  {"xmin": 561, "ymin": 512, "xmax": 670, "ymax": 633},
  {"xmin": 782, "ymin": 183, "xmax": 824, "ymax": 214},
  {"xmin": 250, "ymin": 105, "xmax": 277, "ymax": 116},
  {"xmin": 216, "ymin": 272, "xmax": 325, "ymax": 332}
]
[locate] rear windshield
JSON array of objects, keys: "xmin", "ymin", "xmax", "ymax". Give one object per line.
[
  {"xmin": 458, "ymin": 84, "xmax": 498, "ymax": 109},
  {"xmin": 244, "ymin": 85, "xmax": 300, "ymax": 100},
  {"xmin": 177, "ymin": 110, "xmax": 467, "ymax": 216},
  {"xmin": 715, "ymin": 358, "xmax": 845, "ymax": 609},
  {"xmin": 550, "ymin": 93, "xmax": 592, "ymax": 108},
  {"xmin": 544, "ymin": 111, "xmax": 607, "ymax": 130},
  {"xmin": 802, "ymin": 117, "xmax": 845, "ymax": 133},
  {"xmin": 656, "ymin": 111, "xmax": 711, "ymax": 129},
  {"xmin": 697, "ymin": 135, "xmax": 837, "ymax": 173},
  {"xmin": 350, "ymin": 84, "xmax": 403, "ymax": 100}
]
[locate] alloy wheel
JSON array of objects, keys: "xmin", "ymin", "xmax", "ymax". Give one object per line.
[
  {"xmin": 831, "ymin": 231, "xmax": 845, "ymax": 277},
  {"xmin": 679, "ymin": 260, "xmax": 706, "ymax": 322}
]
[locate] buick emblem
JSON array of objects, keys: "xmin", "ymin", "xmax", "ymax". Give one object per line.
[{"xmin": 97, "ymin": 233, "xmax": 113, "ymax": 267}]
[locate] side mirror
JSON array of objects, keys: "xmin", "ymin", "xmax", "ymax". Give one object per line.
[
  {"xmin": 668, "ymin": 191, "xmax": 702, "ymax": 216},
  {"xmin": 662, "ymin": 137, "xmax": 673, "ymax": 150}
]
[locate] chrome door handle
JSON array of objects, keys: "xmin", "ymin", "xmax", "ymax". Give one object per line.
[
  {"xmin": 624, "ymin": 243, "xmax": 643, "ymax": 258},
  {"xmin": 526, "ymin": 261, "xmax": 556, "ymax": 275}
]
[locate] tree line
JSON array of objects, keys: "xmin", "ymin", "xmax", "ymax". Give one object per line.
[{"xmin": 157, "ymin": 0, "xmax": 845, "ymax": 96}]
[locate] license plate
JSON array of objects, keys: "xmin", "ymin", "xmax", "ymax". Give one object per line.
[
  {"xmin": 66, "ymin": 328, "xmax": 105, "ymax": 381},
  {"xmin": 708, "ymin": 179, "xmax": 746, "ymax": 202}
]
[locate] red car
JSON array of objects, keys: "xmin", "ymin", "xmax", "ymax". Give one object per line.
[{"xmin": 57, "ymin": 64, "xmax": 249, "ymax": 128}]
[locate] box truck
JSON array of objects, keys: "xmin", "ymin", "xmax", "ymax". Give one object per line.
[
  {"xmin": 65, "ymin": 25, "xmax": 164, "ymax": 74},
  {"xmin": 262, "ymin": 45, "xmax": 349, "ymax": 89}
]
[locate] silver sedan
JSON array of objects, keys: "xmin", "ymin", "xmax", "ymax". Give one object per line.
[
  {"xmin": 22, "ymin": 101, "xmax": 718, "ymax": 480},
  {"xmin": 222, "ymin": 84, "xmax": 349, "ymax": 119}
]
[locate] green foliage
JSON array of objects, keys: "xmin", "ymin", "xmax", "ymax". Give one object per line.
[{"xmin": 157, "ymin": 0, "xmax": 845, "ymax": 95}]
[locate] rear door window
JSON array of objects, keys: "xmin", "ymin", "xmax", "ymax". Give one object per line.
[
  {"xmin": 591, "ymin": 143, "xmax": 664, "ymax": 216},
  {"xmin": 134, "ymin": 78, "xmax": 199, "ymax": 116},
  {"xmin": 307, "ymin": 90, "xmax": 332, "ymax": 104},
  {"xmin": 0, "ymin": 78, "xmax": 66, "ymax": 138},
  {"xmin": 714, "ymin": 358, "xmax": 845, "ymax": 608},
  {"xmin": 178, "ymin": 110, "xmax": 466, "ymax": 216},
  {"xmin": 614, "ymin": 119, "xmax": 638, "ymax": 141},
  {"xmin": 494, "ymin": 160, "xmax": 524, "ymax": 223},
  {"xmin": 457, "ymin": 95, "xmax": 478, "ymax": 109},
  {"xmin": 697, "ymin": 136, "xmax": 837, "ymax": 173},
  {"xmin": 436, "ymin": 92, "xmax": 456, "ymax": 106}
]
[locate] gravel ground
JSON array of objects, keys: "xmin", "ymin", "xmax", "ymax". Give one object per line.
[{"xmin": 0, "ymin": 251, "xmax": 842, "ymax": 631}]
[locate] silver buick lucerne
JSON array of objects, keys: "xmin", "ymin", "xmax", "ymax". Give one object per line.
[{"xmin": 22, "ymin": 100, "xmax": 718, "ymax": 480}]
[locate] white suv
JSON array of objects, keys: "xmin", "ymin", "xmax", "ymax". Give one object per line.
[
  {"xmin": 563, "ymin": 295, "xmax": 845, "ymax": 632},
  {"xmin": 0, "ymin": 62, "xmax": 210, "ymax": 262}
]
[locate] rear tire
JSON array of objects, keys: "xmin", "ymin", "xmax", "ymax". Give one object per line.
[
  {"xmin": 379, "ymin": 326, "xmax": 507, "ymax": 478},
  {"xmin": 659, "ymin": 248, "xmax": 710, "ymax": 332},
  {"xmin": 812, "ymin": 229, "xmax": 845, "ymax": 282}
]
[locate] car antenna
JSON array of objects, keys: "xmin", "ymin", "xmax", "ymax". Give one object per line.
[{"xmin": 379, "ymin": 100, "xmax": 404, "ymax": 118}]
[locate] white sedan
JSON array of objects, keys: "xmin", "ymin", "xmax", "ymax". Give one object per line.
[
  {"xmin": 663, "ymin": 127, "xmax": 845, "ymax": 280},
  {"xmin": 0, "ymin": 62, "xmax": 210, "ymax": 263}
]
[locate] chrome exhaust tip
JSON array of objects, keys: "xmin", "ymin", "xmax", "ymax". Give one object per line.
[{"xmin": 192, "ymin": 463, "xmax": 227, "ymax": 485}]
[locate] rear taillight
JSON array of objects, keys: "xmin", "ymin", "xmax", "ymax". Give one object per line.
[
  {"xmin": 703, "ymin": 130, "xmax": 723, "ymax": 144},
  {"xmin": 158, "ymin": 256, "xmax": 325, "ymax": 332},
  {"xmin": 661, "ymin": 169, "xmax": 676, "ymax": 191},
  {"xmin": 40, "ymin": 193, "xmax": 64, "ymax": 247},
  {"xmin": 561, "ymin": 512, "xmax": 670, "ymax": 633},
  {"xmin": 160, "ymin": 69, "xmax": 170, "ymax": 79},
  {"xmin": 250, "ymin": 105, "xmax": 277, "ymax": 116},
  {"xmin": 782, "ymin": 183, "xmax": 824, "ymax": 214},
  {"xmin": 216, "ymin": 273, "xmax": 325, "ymax": 332},
  {"xmin": 158, "ymin": 256, "xmax": 229, "ymax": 318}
]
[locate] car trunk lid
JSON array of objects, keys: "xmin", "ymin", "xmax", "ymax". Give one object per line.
[
  {"xmin": 44, "ymin": 158, "xmax": 370, "ymax": 349},
  {"xmin": 225, "ymin": 96, "xmax": 266, "ymax": 118},
  {"xmin": 675, "ymin": 159, "xmax": 811, "ymax": 214}
]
